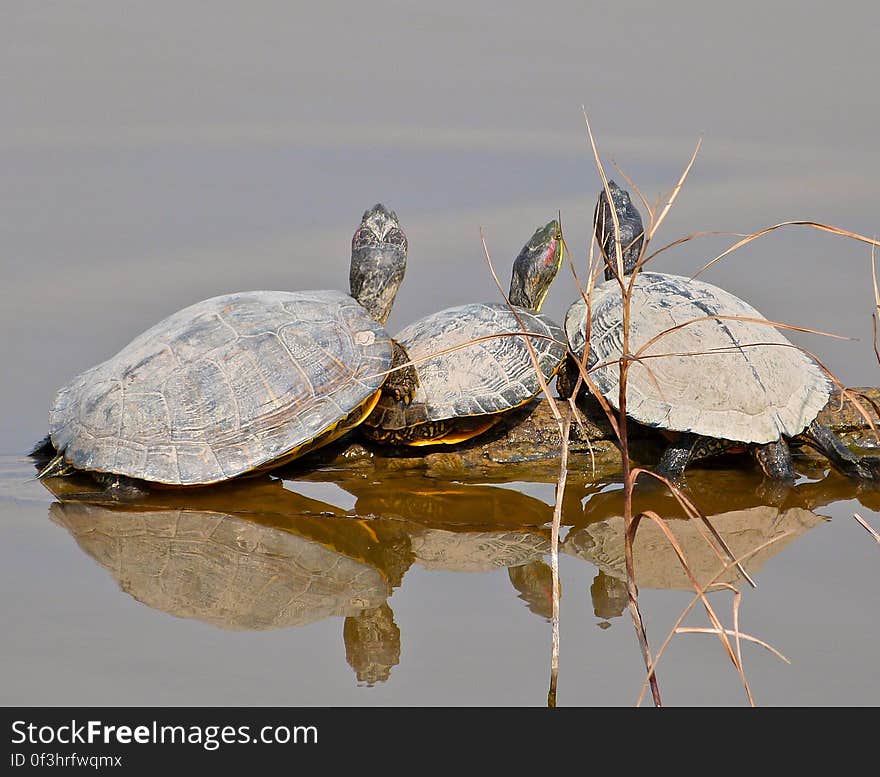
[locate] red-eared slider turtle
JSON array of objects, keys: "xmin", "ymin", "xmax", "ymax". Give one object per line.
[
  {"xmin": 361, "ymin": 220, "xmax": 566, "ymax": 445},
  {"xmin": 558, "ymin": 181, "xmax": 880, "ymax": 483},
  {"xmin": 33, "ymin": 204, "xmax": 418, "ymax": 493}
]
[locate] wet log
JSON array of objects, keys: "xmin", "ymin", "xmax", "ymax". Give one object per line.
[{"xmin": 287, "ymin": 387, "xmax": 880, "ymax": 481}]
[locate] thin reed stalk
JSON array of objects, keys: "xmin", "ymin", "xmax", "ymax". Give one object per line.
[
  {"xmin": 477, "ymin": 225, "xmax": 569, "ymax": 707},
  {"xmin": 853, "ymin": 513, "xmax": 880, "ymax": 544},
  {"xmin": 633, "ymin": 533, "xmax": 798, "ymax": 707},
  {"xmin": 582, "ymin": 112, "xmax": 662, "ymax": 706},
  {"xmin": 548, "ymin": 410, "xmax": 571, "ymax": 707}
]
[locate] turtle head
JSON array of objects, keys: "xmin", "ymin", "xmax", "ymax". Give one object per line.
[
  {"xmin": 350, "ymin": 203, "xmax": 408, "ymax": 325},
  {"xmin": 595, "ymin": 181, "xmax": 644, "ymax": 281},
  {"xmin": 508, "ymin": 219, "xmax": 563, "ymax": 312}
]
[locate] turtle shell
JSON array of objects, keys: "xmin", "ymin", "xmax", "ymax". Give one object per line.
[
  {"xmin": 368, "ymin": 302, "xmax": 566, "ymax": 430},
  {"xmin": 49, "ymin": 290, "xmax": 392, "ymax": 485},
  {"xmin": 565, "ymin": 272, "xmax": 832, "ymax": 443}
]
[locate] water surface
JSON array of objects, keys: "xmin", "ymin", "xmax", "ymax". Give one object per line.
[{"xmin": 3, "ymin": 457, "xmax": 878, "ymax": 706}]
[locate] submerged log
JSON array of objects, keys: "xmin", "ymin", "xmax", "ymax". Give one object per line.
[{"xmin": 285, "ymin": 387, "xmax": 880, "ymax": 481}]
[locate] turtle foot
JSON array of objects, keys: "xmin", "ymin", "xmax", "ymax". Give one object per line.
[{"xmin": 386, "ymin": 340, "xmax": 419, "ymax": 406}]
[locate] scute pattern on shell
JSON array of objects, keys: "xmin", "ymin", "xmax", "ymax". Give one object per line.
[
  {"xmin": 49, "ymin": 290, "xmax": 392, "ymax": 484},
  {"xmin": 565, "ymin": 272, "xmax": 832, "ymax": 444},
  {"xmin": 381, "ymin": 303, "xmax": 566, "ymax": 429}
]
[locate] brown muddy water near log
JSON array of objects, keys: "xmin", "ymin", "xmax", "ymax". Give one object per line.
[{"xmin": 2, "ymin": 2, "xmax": 879, "ymax": 706}]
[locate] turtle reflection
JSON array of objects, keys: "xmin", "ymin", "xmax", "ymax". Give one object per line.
[
  {"xmin": 42, "ymin": 472, "xmax": 558, "ymax": 685},
  {"xmin": 340, "ymin": 476, "xmax": 556, "ymax": 618},
  {"xmin": 343, "ymin": 603, "xmax": 400, "ymax": 685},
  {"xmin": 565, "ymin": 470, "xmax": 834, "ymax": 622},
  {"xmin": 42, "ymin": 473, "xmax": 414, "ymax": 685}
]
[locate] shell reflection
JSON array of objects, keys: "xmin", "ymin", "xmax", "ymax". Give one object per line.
[
  {"xmin": 565, "ymin": 469, "xmax": 855, "ymax": 622},
  {"xmin": 42, "ymin": 473, "xmax": 555, "ymax": 685},
  {"xmin": 42, "ymin": 466, "xmax": 866, "ymax": 683}
]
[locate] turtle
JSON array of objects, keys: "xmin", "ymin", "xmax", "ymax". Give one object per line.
[
  {"xmin": 32, "ymin": 203, "xmax": 419, "ymax": 494},
  {"xmin": 361, "ymin": 219, "xmax": 567, "ymax": 446},
  {"xmin": 557, "ymin": 180, "xmax": 880, "ymax": 483}
]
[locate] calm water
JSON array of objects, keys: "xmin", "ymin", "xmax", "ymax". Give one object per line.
[{"xmin": 2, "ymin": 1, "xmax": 879, "ymax": 706}]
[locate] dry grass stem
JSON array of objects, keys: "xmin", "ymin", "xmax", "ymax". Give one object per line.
[
  {"xmin": 692, "ymin": 220, "xmax": 880, "ymax": 280},
  {"xmin": 871, "ymin": 244, "xmax": 880, "ymax": 365},
  {"xmin": 371, "ymin": 329, "xmax": 569, "ymax": 382},
  {"xmin": 648, "ymin": 137, "xmax": 702, "ymax": 242},
  {"xmin": 641, "ymin": 230, "xmax": 750, "ymax": 269},
  {"xmin": 583, "ymin": 111, "xmax": 662, "ymax": 705},
  {"xmin": 634, "ymin": 532, "xmax": 797, "ymax": 707},
  {"xmin": 477, "ymin": 226, "xmax": 573, "ymax": 707},
  {"xmin": 548, "ymin": 410, "xmax": 572, "ymax": 707},
  {"xmin": 611, "ymin": 160, "xmax": 653, "ymax": 223},
  {"xmin": 674, "ymin": 627, "xmax": 790, "ymax": 664},
  {"xmin": 633, "ymin": 511, "xmax": 746, "ymax": 683},
  {"xmin": 629, "ymin": 467, "xmax": 756, "ymax": 587},
  {"xmin": 632, "ymin": 314, "xmax": 852, "ymax": 362},
  {"xmin": 582, "ymin": 109, "xmax": 625, "ymax": 283},
  {"xmin": 853, "ymin": 513, "xmax": 880, "ymax": 544}
]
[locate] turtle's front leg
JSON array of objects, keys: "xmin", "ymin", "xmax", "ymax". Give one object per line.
[
  {"xmin": 654, "ymin": 434, "xmax": 698, "ymax": 483},
  {"xmin": 655, "ymin": 434, "xmax": 740, "ymax": 483},
  {"xmin": 383, "ymin": 340, "xmax": 419, "ymax": 405}
]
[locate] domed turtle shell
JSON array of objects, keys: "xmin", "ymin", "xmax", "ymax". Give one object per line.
[
  {"xmin": 368, "ymin": 302, "xmax": 565, "ymax": 431},
  {"xmin": 565, "ymin": 272, "xmax": 832, "ymax": 444},
  {"xmin": 49, "ymin": 290, "xmax": 392, "ymax": 485}
]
